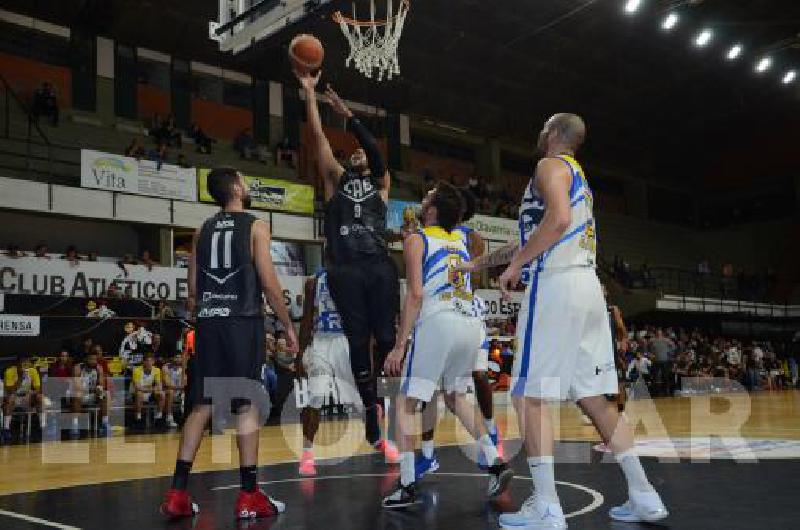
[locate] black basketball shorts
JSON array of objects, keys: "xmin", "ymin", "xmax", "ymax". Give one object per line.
[{"xmin": 191, "ymin": 317, "xmax": 266, "ymax": 408}]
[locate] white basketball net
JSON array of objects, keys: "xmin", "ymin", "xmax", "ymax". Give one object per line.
[{"xmin": 334, "ymin": 0, "xmax": 410, "ymax": 82}]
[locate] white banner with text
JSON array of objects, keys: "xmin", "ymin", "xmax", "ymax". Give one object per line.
[{"xmin": 81, "ymin": 149, "xmax": 198, "ymax": 202}]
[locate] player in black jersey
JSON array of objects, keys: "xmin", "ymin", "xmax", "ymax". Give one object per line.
[
  {"xmin": 298, "ymin": 70, "xmax": 399, "ymax": 456},
  {"xmin": 161, "ymin": 167, "xmax": 298, "ymax": 521}
]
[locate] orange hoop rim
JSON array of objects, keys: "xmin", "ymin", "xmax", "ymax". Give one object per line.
[{"xmin": 332, "ymin": 0, "xmax": 410, "ymax": 27}]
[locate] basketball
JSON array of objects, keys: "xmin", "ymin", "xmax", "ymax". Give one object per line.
[{"xmin": 289, "ymin": 33, "xmax": 324, "ymax": 73}]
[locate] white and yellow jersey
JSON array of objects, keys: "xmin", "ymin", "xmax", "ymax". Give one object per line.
[
  {"xmin": 418, "ymin": 226, "xmax": 477, "ymax": 320},
  {"xmin": 518, "ymin": 154, "xmax": 596, "ymax": 281}
]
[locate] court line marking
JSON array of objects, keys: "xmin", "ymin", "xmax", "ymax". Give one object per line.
[
  {"xmin": 212, "ymin": 472, "xmax": 605, "ymax": 519},
  {"xmin": 0, "ymin": 509, "xmax": 81, "ymax": 530}
]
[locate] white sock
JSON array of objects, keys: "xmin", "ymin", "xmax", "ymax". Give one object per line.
[
  {"xmin": 135, "ymin": 413, "xmax": 142, "ymax": 420},
  {"xmin": 616, "ymin": 449, "xmax": 654, "ymax": 493},
  {"xmin": 528, "ymin": 456, "xmax": 558, "ymax": 503},
  {"xmin": 484, "ymin": 418, "xmax": 497, "ymax": 436},
  {"xmin": 167, "ymin": 414, "xmax": 174, "ymax": 422},
  {"xmin": 422, "ymin": 440, "xmax": 435, "ymax": 459},
  {"xmin": 4, "ymin": 415, "xmax": 11, "ymax": 429},
  {"xmin": 479, "ymin": 434, "xmax": 499, "ymax": 465},
  {"xmin": 303, "ymin": 439, "xmax": 313, "ymax": 452},
  {"xmin": 72, "ymin": 417, "xmax": 80, "ymax": 427},
  {"xmin": 40, "ymin": 414, "xmax": 47, "ymax": 428},
  {"xmin": 400, "ymin": 451, "xmax": 415, "ymax": 487},
  {"xmin": 154, "ymin": 411, "xmax": 163, "ymax": 420},
  {"xmin": 102, "ymin": 416, "xmax": 109, "ymax": 426}
]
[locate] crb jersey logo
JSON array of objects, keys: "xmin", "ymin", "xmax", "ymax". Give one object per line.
[
  {"xmin": 198, "ymin": 307, "xmax": 231, "ymax": 317},
  {"xmin": 215, "ymin": 219, "xmax": 235, "ymax": 229},
  {"xmin": 340, "ymin": 177, "xmax": 376, "ymax": 203}
]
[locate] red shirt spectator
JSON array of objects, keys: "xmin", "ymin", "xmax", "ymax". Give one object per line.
[{"xmin": 48, "ymin": 350, "xmax": 73, "ymax": 379}]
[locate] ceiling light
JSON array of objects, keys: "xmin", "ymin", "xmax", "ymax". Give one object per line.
[
  {"xmin": 624, "ymin": 0, "xmax": 642, "ymax": 15},
  {"xmin": 782, "ymin": 70, "xmax": 796, "ymax": 84},
  {"xmin": 695, "ymin": 29, "xmax": 713, "ymax": 47},
  {"xmin": 726, "ymin": 44, "xmax": 742, "ymax": 60},
  {"xmin": 755, "ymin": 57, "xmax": 772, "ymax": 73},
  {"xmin": 662, "ymin": 12, "xmax": 679, "ymax": 30}
]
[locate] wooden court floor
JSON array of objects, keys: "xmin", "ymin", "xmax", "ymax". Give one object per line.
[{"xmin": 1, "ymin": 391, "xmax": 798, "ymax": 496}]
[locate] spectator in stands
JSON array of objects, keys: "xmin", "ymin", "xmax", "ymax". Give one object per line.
[
  {"xmin": 125, "ymin": 137, "xmax": 146, "ymax": 160},
  {"xmin": 176, "ymin": 153, "xmax": 190, "ymax": 168},
  {"xmin": 166, "ymin": 115, "xmax": 182, "ymax": 146},
  {"xmin": 131, "ymin": 353, "xmax": 165, "ymax": 425},
  {"xmin": 87, "ymin": 251, "xmax": 98, "ymax": 262},
  {"xmin": 2, "ymin": 355, "xmax": 44, "ymax": 443},
  {"xmin": 34, "ymin": 244, "xmax": 50, "ymax": 259},
  {"xmin": 5, "ymin": 244, "xmax": 24, "ymax": 258},
  {"xmin": 48, "ymin": 350, "xmax": 73, "ymax": 379},
  {"xmin": 31, "ymin": 82, "xmax": 59, "ymax": 126},
  {"xmin": 467, "ymin": 175, "xmax": 481, "ymax": 197},
  {"xmin": 150, "ymin": 333, "xmax": 167, "ymax": 358},
  {"xmin": 649, "ymin": 329, "xmax": 676, "ymax": 396},
  {"xmin": 141, "ymin": 249, "xmax": 155, "ymax": 271},
  {"xmin": 156, "ymin": 300, "xmax": 175, "ymax": 320},
  {"xmin": 188, "ymin": 123, "xmax": 215, "ymax": 154},
  {"xmin": 147, "ymin": 141, "xmax": 168, "ymax": 171},
  {"xmin": 234, "ymin": 128, "xmax": 257, "ymax": 159},
  {"xmin": 276, "ymin": 136, "xmax": 297, "ymax": 168},
  {"xmin": 62, "ymin": 245, "xmax": 81, "ymax": 266},
  {"xmin": 626, "ymin": 351, "xmax": 652, "ymax": 384}
]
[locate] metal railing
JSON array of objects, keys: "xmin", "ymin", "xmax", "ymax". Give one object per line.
[{"xmin": 0, "ymin": 75, "xmax": 81, "ymax": 185}]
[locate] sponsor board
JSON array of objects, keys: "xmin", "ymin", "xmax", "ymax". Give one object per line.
[{"xmin": 81, "ymin": 149, "xmax": 197, "ymax": 201}]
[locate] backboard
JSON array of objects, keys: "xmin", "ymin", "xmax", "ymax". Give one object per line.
[{"xmin": 209, "ymin": 0, "xmax": 336, "ymax": 54}]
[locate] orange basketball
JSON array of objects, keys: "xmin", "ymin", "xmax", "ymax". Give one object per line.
[{"xmin": 289, "ymin": 34, "xmax": 324, "ymax": 73}]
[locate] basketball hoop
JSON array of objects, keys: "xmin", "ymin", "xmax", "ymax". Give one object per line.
[{"xmin": 333, "ymin": 0, "xmax": 410, "ymax": 81}]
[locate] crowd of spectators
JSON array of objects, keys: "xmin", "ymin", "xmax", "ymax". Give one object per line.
[
  {"xmin": 3, "ymin": 242, "xmax": 100, "ymax": 263},
  {"xmin": 619, "ymin": 324, "xmax": 799, "ymax": 397},
  {"xmin": 2, "ymin": 243, "xmax": 157, "ymax": 270}
]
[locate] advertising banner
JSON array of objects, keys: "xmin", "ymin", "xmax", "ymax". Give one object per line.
[
  {"xmin": 0, "ymin": 314, "xmax": 40, "ymax": 336},
  {"xmin": 197, "ymin": 169, "xmax": 314, "ymax": 215},
  {"xmin": 81, "ymin": 149, "xmax": 197, "ymax": 202},
  {"xmin": 0, "ymin": 257, "xmax": 305, "ymax": 303}
]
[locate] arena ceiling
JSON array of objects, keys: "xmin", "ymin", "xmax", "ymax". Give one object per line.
[{"xmin": 7, "ymin": 0, "xmax": 800, "ymax": 184}]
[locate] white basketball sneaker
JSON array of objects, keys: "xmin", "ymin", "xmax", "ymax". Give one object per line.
[
  {"xmin": 609, "ymin": 489, "xmax": 669, "ymax": 523},
  {"xmin": 499, "ymin": 495, "xmax": 567, "ymax": 529}
]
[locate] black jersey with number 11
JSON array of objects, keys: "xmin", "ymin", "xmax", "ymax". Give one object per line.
[{"xmin": 195, "ymin": 211, "xmax": 263, "ymax": 318}]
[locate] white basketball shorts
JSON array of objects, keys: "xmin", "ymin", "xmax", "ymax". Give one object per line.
[
  {"xmin": 400, "ymin": 310, "xmax": 482, "ymax": 402},
  {"xmin": 511, "ymin": 267, "xmax": 617, "ymax": 401},
  {"xmin": 303, "ymin": 334, "xmax": 358, "ymax": 408}
]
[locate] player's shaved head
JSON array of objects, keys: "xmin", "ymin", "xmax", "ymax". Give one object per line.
[{"xmin": 537, "ymin": 113, "xmax": 586, "ymax": 154}]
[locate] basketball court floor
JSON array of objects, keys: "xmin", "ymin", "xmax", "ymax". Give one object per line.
[{"xmin": 1, "ymin": 392, "xmax": 798, "ymax": 529}]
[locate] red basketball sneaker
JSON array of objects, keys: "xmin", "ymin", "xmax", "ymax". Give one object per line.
[
  {"xmin": 160, "ymin": 489, "xmax": 199, "ymax": 519},
  {"xmin": 235, "ymin": 489, "xmax": 286, "ymax": 520}
]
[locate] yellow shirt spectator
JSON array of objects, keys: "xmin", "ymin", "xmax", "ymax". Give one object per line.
[
  {"xmin": 131, "ymin": 365, "xmax": 162, "ymax": 391},
  {"xmin": 4, "ymin": 366, "xmax": 41, "ymax": 393}
]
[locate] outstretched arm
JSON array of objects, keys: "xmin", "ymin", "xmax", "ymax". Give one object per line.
[
  {"xmin": 458, "ymin": 242, "xmax": 518, "ymax": 273},
  {"xmin": 297, "ymin": 71, "xmax": 343, "ymax": 200},
  {"xmin": 325, "ymin": 85, "xmax": 390, "ymax": 201}
]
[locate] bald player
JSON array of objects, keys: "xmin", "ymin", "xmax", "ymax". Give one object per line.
[{"xmin": 462, "ymin": 114, "xmax": 668, "ymax": 529}]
